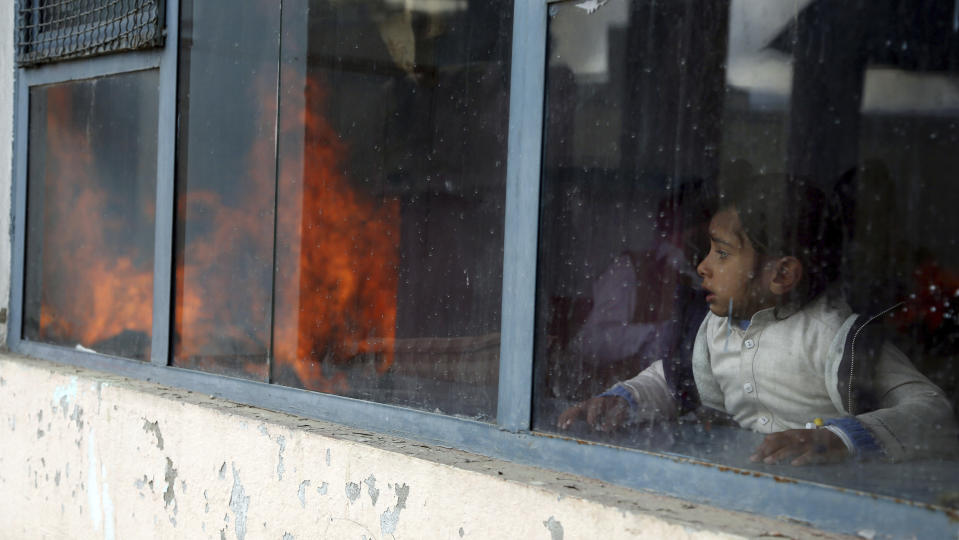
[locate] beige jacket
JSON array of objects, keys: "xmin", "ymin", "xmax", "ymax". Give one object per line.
[{"xmin": 617, "ymin": 295, "xmax": 958, "ymax": 461}]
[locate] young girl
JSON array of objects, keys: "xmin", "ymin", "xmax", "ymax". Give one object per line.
[{"xmin": 559, "ymin": 176, "xmax": 957, "ymax": 464}]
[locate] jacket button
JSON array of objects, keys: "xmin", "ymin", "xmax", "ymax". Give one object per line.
[
  {"xmin": 744, "ymin": 339, "xmax": 755, "ymax": 349},
  {"xmin": 759, "ymin": 416, "xmax": 769, "ymax": 425},
  {"xmin": 744, "ymin": 382, "xmax": 754, "ymax": 393}
]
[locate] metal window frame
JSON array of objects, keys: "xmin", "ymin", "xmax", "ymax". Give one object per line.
[
  {"xmin": 16, "ymin": 0, "xmax": 166, "ymax": 67},
  {"xmin": 7, "ymin": 1, "xmax": 957, "ymax": 538}
]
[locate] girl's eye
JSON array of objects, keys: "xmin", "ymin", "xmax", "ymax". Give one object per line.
[{"xmin": 717, "ymin": 250, "xmax": 729, "ymax": 260}]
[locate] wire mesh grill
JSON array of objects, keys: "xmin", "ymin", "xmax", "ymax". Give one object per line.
[{"xmin": 16, "ymin": 0, "xmax": 165, "ymax": 66}]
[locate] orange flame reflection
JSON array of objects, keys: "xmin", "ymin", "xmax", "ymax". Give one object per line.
[
  {"xmin": 35, "ymin": 84, "xmax": 154, "ymax": 358},
  {"xmin": 273, "ymin": 72, "xmax": 400, "ymax": 392},
  {"xmin": 37, "ymin": 70, "xmax": 399, "ymax": 390}
]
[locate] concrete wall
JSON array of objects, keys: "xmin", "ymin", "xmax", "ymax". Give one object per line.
[{"xmin": 0, "ymin": 354, "xmax": 851, "ymax": 539}]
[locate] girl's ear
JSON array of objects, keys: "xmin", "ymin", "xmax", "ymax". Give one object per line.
[{"xmin": 769, "ymin": 256, "xmax": 803, "ymax": 295}]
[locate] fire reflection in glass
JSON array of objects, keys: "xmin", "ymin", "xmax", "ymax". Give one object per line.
[{"xmin": 24, "ymin": 71, "xmax": 159, "ymax": 361}]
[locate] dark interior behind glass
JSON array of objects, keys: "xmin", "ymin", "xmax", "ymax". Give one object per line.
[
  {"xmin": 24, "ymin": 71, "xmax": 158, "ymax": 361},
  {"xmin": 534, "ymin": 0, "xmax": 959, "ymax": 505}
]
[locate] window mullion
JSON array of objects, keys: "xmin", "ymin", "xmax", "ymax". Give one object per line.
[
  {"xmin": 150, "ymin": 0, "xmax": 179, "ymax": 367},
  {"xmin": 8, "ymin": 73, "xmax": 29, "ymax": 352},
  {"xmin": 496, "ymin": 0, "xmax": 548, "ymax": 432}
]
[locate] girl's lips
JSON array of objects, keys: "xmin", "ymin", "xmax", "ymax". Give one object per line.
[{"xmin": 705, "ymin": 293, "xmax": 716, "ymax": 303}]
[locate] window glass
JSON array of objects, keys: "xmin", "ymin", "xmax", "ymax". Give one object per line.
[
  {"xmin": 23, "ymin": 71, "xmax": 159, "ymax": 360},
  {"xmin": 536, "ymin": 0, "xmax": 959, "ymax": 504},
  {"xmin": 173, "ymin": 0, "xmax": 281, "ymax": 380},
  {"xmin": 174, "ymin": 0, "xmax": 511, "ymax": 418},
  {"xmin": 271, "ymin": 0, "xmax": 512, "ymax": 419}
]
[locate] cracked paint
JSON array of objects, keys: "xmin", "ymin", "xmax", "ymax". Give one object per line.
[
  {"xmin": 380, "ymin": 483, "xmax": 409, "ymax": 536},
  {"xmin": 317, "ymin": 482, "xmax": 328, "ymax": 496}
]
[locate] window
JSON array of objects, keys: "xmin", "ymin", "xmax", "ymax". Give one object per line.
[
  {"xmin": 535, "ymin": 0, "xmax": 959, "ymax": 507},
  {"xmin": 23, "ymin": 71, "xmax": 158, "ymax": 361},
  {"xmin": 9, "ymin": 0, "xmax": 959, "ymax": 536},
  {"xmin": 173, "ymin": 0, "xmax": 511, "ymax": 418}
]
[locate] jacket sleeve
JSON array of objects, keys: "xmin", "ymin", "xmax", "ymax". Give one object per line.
[
  {"xmin": 852, "ymin": 342, "xmax": 959, "ymax": 461},
  {"xmin": 609, "ymin": 360, "xmax": 681, "ymax": 424}
]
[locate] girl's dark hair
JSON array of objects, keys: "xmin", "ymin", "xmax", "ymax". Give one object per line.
[{"xmin": 723, "ymin": 174, "xmax": 843, "ymax": 307}]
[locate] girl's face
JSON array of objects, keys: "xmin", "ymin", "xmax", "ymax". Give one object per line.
[{"xmin": 696, "ymin": 208, "xmax": 778, "ymax": 319}]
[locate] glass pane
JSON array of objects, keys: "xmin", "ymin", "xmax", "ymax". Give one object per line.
[
  {"xmin": 536, "ymin": 0, "xmax": 959, "ymax": 505},
  {"xmin": 172, "ymin": 0, "xmax": 281, "ymax": 380},
  {"xmin": 271, "ymin": 0, "xmax": 512, "ymax": 419},
  {"xmin": 23, "ymin": 71, "xmax": 158, "ymax": 360}
]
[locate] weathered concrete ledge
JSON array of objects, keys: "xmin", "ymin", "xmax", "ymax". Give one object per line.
[{"xmin": 0, "ymin": 354, "xmax": 849, "ymax": 539}]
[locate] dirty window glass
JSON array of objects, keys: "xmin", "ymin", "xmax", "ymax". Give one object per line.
[
  {"xmin": 535, "ymin": 0, "xmax": 959, "ymax": 506},
  {"xmin": 173, "ymin": 0, "xmax": 511, "ymax": 419},
  {"xmin": 172, "ymin": 0, "xmax": 281, "ymax": 381},
  {"xmin": 270, "ymin": 0, "xmax": 512, "ymax": 419},
  {"xmin": 23, "ymin": 71, "xmax": 158, "ymax": 360}
]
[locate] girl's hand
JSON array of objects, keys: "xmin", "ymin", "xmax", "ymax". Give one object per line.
[
  {"xmin": 557, "ymin": 396, "xmax": 630, "ymax": 432},
  {"xmin": 750, "ymin": 428, "xmax": 849, "ymax": 466}
]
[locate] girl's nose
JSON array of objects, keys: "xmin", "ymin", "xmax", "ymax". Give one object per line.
[{"xmin": 697, "ymin": 258, "xmax": 709, "ymax": 278}]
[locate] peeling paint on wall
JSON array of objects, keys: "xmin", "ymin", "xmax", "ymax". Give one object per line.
[
  {"xmin": 57, "ymin": 396, "xmax": 69, "ymax": 419},
  {"xmin": 275, "ymin": 436, "xmax": 286, "ymax": 481},
  {"xmin": 229, "ymin": 464, "xmax": 250, "ymax": 540},
  {"xmin": 364, "ymin": 475, "xmax": 379, "ymax": 506},
  {"xmin": 380, "ymin": 483, "xmax": 409, "ymax": 536},
  {"xmin": 297, "ymin": 480, "xmax": 310, "ymax": 508},
  {"xmin": 317, "ymin": 482, "xmax": 328, "ymax": 496},
  {"xmin": 52, "ymin": 377, "xmax": 78, "ymax": 410},
  {"xmin": 164, "ymin": 457, "xmax": 179, "ymax": 526},
  {"xmin": 163, "ymin": 458, "xmax": 177, "ymax": 508},
  {"xmin": 345, "ymin": 482, "xmax": 361, "ymax": 503},
  {"xmin": 70, "ymin": 404, "xmax": 84, "ymax": 431},
  {"xmin": 325, "ymin": 448, "xmax": 330, "ymax": 466},
  {"xmin": 543, "ymin": 516, "xmax": 564, "ymax": 540},
  {"xmin": 142, "ymin": 419, "xmax": 164, "ymax": 450}
]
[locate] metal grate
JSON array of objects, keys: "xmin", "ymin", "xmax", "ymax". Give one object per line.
[{"xmin": 16, "ymin": 0, "xmax": 165, "ymax": 67}]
